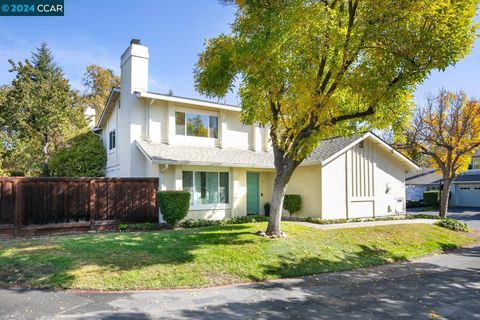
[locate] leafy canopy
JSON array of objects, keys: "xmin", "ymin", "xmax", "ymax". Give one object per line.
[
  {"xmin": 0, "ymin": 42, "xmax": 86, "ymax": 176},
  {"xmin": 49, "ymin": 130, "xmax": 107, "ymax": 177},
  {"xmin": 195, "ymin": 0, "xmax": 478, "ymax": 161},
  {"xmin": 82, "ymin": 65, "xmax": 120, "ymax": 123},
  {"xmin": 406, "ymin": 91, "xmax": 480, "ymax": 178}
]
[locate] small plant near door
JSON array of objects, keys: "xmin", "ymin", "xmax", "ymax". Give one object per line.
[
  {"xmin": 157, "ymin": 191, "xmax": 190, "ymax": 228},
  {"xmin": 283, "ymin": 195, "xmax": 302, "ymax": 217}
]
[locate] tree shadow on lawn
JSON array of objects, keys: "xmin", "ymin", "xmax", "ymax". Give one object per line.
[
  {"xmin": 178, "ymin": 244, "xmax": 480, "ymax": 320},
  {"xmin": 0, "ymin": 225, "xmax": 256, "ymax": 289},
  {"xmin": 0, "ymin": 224, "xmax": 470, "ymax": 291}
]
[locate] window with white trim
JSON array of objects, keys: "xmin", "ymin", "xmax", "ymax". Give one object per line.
[
  {"xmin": 175, "ymin": 112, "xmax": 218, "ymax": 138},
  {"xmin": 182, "ymin": 171, "xmax": 229, "ymax": 205}
]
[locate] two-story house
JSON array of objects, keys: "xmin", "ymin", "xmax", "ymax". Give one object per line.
[{"xmin": 97, "ymin": 40, "xmax": 419, "ymax": 220}]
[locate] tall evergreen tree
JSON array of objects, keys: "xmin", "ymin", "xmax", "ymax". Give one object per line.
[{"xmin": 0, "ymin": 43, "xmax": 86, "ymax": 176}]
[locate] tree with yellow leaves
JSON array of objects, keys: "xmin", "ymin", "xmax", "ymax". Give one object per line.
[{"xmin": 405, "ymin": 91, "xmax": 480, "ymax": 217}]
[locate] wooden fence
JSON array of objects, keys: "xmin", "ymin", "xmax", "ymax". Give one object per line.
[{"xmin": 0, "ymin": 177, "xmax": 158, "ymax": 237}]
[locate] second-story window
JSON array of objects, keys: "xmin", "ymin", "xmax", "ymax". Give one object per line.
[
  {"xmin": 109, "ymin": 130, "xmax": 116, "ymax": 150},
  {"xmin": 175, "ymin": 111, "xmax": 218, "ymax": 138}
]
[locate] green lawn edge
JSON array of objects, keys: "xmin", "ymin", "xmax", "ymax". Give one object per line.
[{"xmin": 0, "ymin": 222, "xmax": 476, "ymax": 291}]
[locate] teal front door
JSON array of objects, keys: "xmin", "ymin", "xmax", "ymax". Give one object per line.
[{"xmin": 246, "ymin": 172, "xmax": 259, "ymax": 215}]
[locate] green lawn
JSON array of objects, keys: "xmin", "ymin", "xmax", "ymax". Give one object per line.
[{"xmin": 0, "ymin": 222, "xmax": 475, "ymax": 290}]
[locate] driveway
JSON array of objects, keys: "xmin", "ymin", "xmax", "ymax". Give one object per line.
[
  {"xmin": 407, "ymin": 207, "xmax": 480, "ymax": 230},
  {"xmin": 1, "ymin": 245, "xmax": 479, "ymax": 320}
]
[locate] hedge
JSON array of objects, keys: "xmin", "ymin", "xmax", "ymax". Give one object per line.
[
  {"xmin": 283, "ymin": 194, "xmax": 302, "ymax": 216},
  {"xmin": 423, "ymin": 191, "xmax": 440, "ymax": 206},
  {"xmin": 157, "ymin": 191, "xmax": 190, "ymax": 227},
  {"xmin": 181, "ymin": 215, "xmax": 269, "ymax": 228}
]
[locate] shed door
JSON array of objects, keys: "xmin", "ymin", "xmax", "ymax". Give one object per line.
[
  {"xmin": 246, "ymin": 172, "xmax": 259, "ymax": 215},
  {"xmin": 457, "ymin": 185, "xmax": 480, "ymax": 207}
]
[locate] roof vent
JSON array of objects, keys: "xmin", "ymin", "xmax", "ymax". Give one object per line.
[{"xmin": 130, "ymin": 39, "xmax": 141, "ymax": 45}]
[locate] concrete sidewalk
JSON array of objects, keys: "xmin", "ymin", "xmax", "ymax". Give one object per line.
[{"xmin": 293, "ymin": 218, "xmax": 436, "ymax": 230}]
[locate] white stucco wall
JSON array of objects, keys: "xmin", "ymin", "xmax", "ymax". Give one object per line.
[
  {"xmin": 373, "ymin": 143, "xmax": 406, "ymax": 216},
  {"xmin": 320, "ymin": 137, "xmax": 408, "ymax": 220},
  {"xmin": 321, "ymin": 153, "xmax": 347, "ymax": 219}
]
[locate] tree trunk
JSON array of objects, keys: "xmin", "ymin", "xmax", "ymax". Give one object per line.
[
  {"xmin": 266, "ymin": 146, "xmax": 300, "ymax": 236},
  {"xmin": 439, "ymin": 179, "xmax": 452, "ymax": 218},
  {"xmin": 42, "ymin": 135, "xmax": 50, "ymax": 176}
]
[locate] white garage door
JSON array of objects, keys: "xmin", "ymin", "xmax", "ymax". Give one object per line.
[{"xmin": 457, "ymin": 185, "xmax": 480, "ymax": 207}]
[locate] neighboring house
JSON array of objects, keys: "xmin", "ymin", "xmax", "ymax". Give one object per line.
[
  {"xmin": 451, "ymin": 149, "xmax": 480, "ymax": 207},
  {"xmin": 405, "ymin": 169, "xmax": 442, "ymax": 202},
  {"xmin": 97, "ymin": 39, "xmax": 419, "ymax": 220},
  {"xmin": 406, "ymin": 149, "xmax": 480, "ymax": 207}
]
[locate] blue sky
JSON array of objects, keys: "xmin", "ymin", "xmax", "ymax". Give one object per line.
[{"xmin": 0, "ymin": 0, "xmax": 478, "ymax": 106}]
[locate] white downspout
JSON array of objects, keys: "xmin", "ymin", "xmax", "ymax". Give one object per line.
[{"xmin": 158, "ymin": 164, "xmax": 169, "ymax": 223}]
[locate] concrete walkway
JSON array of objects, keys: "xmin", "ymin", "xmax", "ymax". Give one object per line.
[
  {"xmin": 1, "ymin": 244, "xmax": 479, "ymax": 319},
  {"xmin": 293, "ymin": 218, "xmax": 436, "ymax": 230}
]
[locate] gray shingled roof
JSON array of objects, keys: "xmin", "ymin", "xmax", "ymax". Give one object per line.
[
  {"xmin": 406, "ymin": 168, "xmax": 480, "ymax": 185},
  {"xmin": 474, "ymin": 148, "xmax": 480, "ymax": 157},
  {"xmin": 454, "ymin": 173, "xmax": 480, "ymax": 183},
  {"xmin": 136, "ymin": 135, "xmax": 362, "ymax": 168},
  {"xmin": 406, "ymin": 168, "xmax": 442, "ymax": 185}
]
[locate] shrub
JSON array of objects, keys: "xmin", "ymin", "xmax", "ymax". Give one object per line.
[
  {"xmin": 435, "ymin": 218, "xmax": 471, "ymax": 232},
  {"xmin": 117, "ymin": 222, "xmax": 161, "ymax": 232},
  {"xmin": 423, "ymin": 191, "xmax": 440, "ymax": 206},
  {"xmin": 181, "ymin": 219, "xmax": 222, "ymax": 228},
  {"xmin": 49, "ymin": 130, "xmax": 107, "ymax": 177},
  {"xmin": 283, "ymin": 195, "xmax": 302, "ymax": 216},
  {"xmin": 157, "ymin": 191, "xmax": 190, "ymax": 227},
  {"xmin": 406, "ymin": 200, "xmax": 421, "ymax": 208},
  {"xmin": 180, "ymin": 215, "xmax": 269, "ymax": 228},
  {"xmin": 406, "ymin": 213, "xmax": 441, "ymax": 220},
  {"xmin": 118, "ymin": 223, "xmax": 129, "ymax": 231}
]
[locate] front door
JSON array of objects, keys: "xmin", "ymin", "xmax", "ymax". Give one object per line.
[{"xmin": 246, "ymin": 172, "xmax": 259, "ymax": 215}]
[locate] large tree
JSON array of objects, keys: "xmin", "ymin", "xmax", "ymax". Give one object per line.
[
  {"xmin": 49, "ymin": 130, "xmax": 107, "ymax": 177},
  {"xmin": 82, "ymin": 65, "xmax": 120, "ymax": 123},
  {"xmin": 194, "ymin": 0, "xmax": 478, "ymax": 236},
  {"xmin": 405, "ymin": 91, "xmax": 480, "ymax": 218},
  {"xmin": 0, "ymin": 42, "xmax": 86, "ymax": 176}
]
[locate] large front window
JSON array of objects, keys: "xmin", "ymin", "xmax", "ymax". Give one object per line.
[
  {"xmin": 175, "ymin": 112, "xmax": 218, "ymax": 138},
  {"xmin": 182, "ymin": 171, "xmax": 229, "ymax": 205}
]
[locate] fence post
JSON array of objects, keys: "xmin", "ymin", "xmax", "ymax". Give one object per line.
[
  {"xmin": 89, "ymin": 179, "xmax": 96, "ymax": 230},
  {"xmin": 14, "ymin": 178, "xmax": 23, "ymax": 237}
]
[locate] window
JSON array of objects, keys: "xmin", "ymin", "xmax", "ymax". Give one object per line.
[
  {"xmin": 175, "ymin": 112, "xmax": 185, "ymax": 135},
  {"xmin": 108, "ymin": 130, "xmax": 116, "ymax": 150},
  {"xmin": 175, "ymin": 112, "xmax": 218, "ymax": 138},
  {"xmin": 469, "ymin": 157, "xmax": 480, "ymax": 170},
  {"xmin": 182, "ymin": 171, "xmax": 229, "ymax": 205}
]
